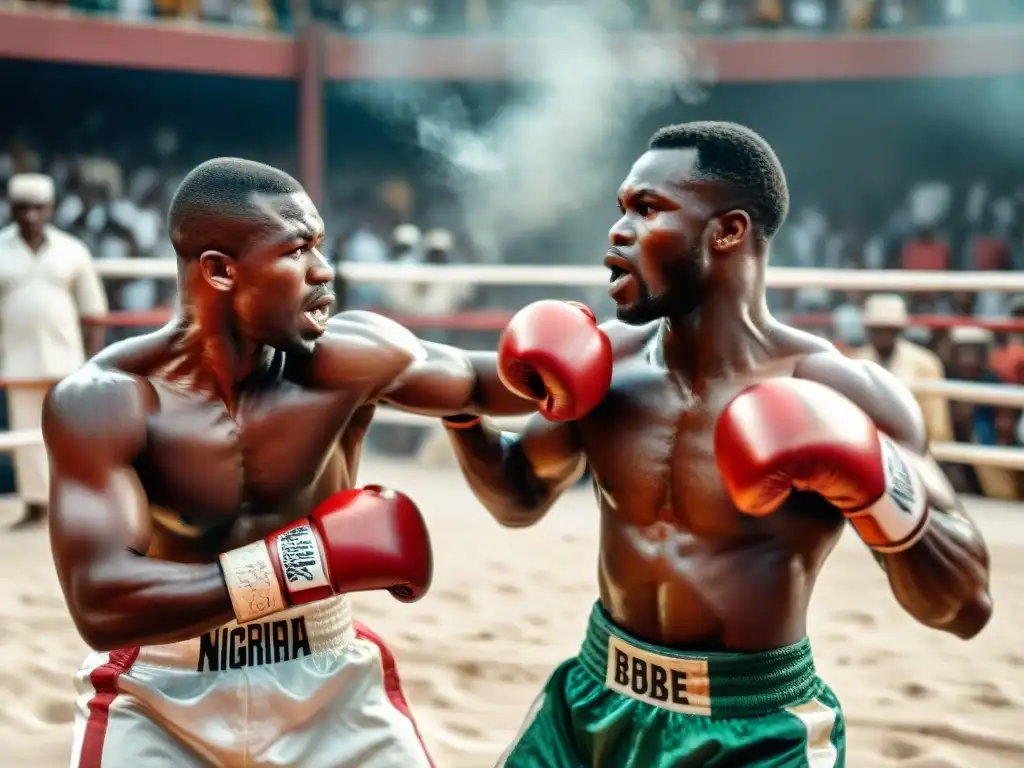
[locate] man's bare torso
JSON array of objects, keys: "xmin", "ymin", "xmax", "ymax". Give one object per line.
[
  {"xmin": 81, "ymin": 327, "xmax": 376, "ymax": 564},
  {"xmin": 579, "ymin": 322, "xmax": 847, "ymax": 652}
]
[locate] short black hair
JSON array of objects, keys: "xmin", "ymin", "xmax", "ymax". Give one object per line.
[
  {"xmin": 648, "ymin": 121, "xmax": 789, "ymax": 239},
  {"xmin": 168, "ymin": 157, "xmax": 305, "ymax": 260}
]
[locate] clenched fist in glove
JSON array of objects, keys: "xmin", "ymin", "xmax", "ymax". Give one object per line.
[
  {"xmin": 714, "ymin": 378, "xmax": 930, "ymax": 554},
  {"xmin": 220, "ymin": 485, "xmax": 432, "ymax": 624},
  {"xmin": 498, "ymin": 300, "xmax": 612, "ymax": 422}
]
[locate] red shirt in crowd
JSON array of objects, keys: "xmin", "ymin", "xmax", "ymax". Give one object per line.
[
  {"xmin": 971, "ymin": 236, "xmax": 1010, "ymax": 271},
  {"xmin": 901, "ymin": 238, "xmax": 950, "ymax": 271}
]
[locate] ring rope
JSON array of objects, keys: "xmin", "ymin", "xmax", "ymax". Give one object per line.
[
  {"xmin": 2, "ymin": 262, "xmax": 1017, "ymax": 469},
  {"xmin": 73, "ymin": 309, "xmax": 1024, "ymax": 335},
  {"xmin": 93, "ymin": 259, "xmax": 1024, "ymax": 292}
]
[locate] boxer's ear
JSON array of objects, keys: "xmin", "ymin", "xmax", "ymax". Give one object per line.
[
  {"xmin": 708, "ymin": 209, "xmax": 751, "ymax": 255},
  {"xmin": 198, "ymin": 250, "xmax": 236, "ymax": 292}
]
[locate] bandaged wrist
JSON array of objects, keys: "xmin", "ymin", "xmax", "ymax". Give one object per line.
[
  {"xmin": 849, "ymin": 436, "xmax": 930, "ymax": 554},
  {"xmin": 219, "ymin": 540, "xmax": 287, "ymax": 624}
]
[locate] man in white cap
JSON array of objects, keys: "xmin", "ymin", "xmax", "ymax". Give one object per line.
[
  {"xmin": 848, "ymin": 293, "xmax": 952, "ymax": 444},
  {"xmin": 0, "ymin": 173, "xmax": 108, "ymax": 527}
]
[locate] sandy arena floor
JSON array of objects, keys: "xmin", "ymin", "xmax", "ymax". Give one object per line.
[{"xmin": 1, "ymin": 457, "xmax": 1021, "ymax": 767}]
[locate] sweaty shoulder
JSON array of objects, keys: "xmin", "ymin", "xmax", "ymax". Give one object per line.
[
  {"xmin": 312, "ymin": 310, "xmax": 425, "ymax": 392},
  {"xmin": 793, "ymin": 347, "xmax": 926, "ymax": 452},
  {"xmin": 600, "ymin": 319, "xmax": 660, "ymax": 361},
  {"xmin": 44, "ymin": 355, "xmax": 158, "ymax": 474}
]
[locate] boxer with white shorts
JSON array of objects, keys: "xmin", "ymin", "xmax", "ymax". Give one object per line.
[
  {"xmin": 44, "ymin": 158, "xmax": 598, "ymax": 767},
  {"xmin": 70, "ymin": 599, "xmax": 431, "ymax": 767}
]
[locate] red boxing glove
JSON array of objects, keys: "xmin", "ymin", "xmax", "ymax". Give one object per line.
[
  {"xmin": 220, "ymin": 485, "xmax": 432, "ymax": 623},
  {"xmin": 714, "ymin": 378, "xmax": 929, "ymax": 554},
  {"xmin": 498, "ymin": 300, "xmax": 612, "ymax": 421}
]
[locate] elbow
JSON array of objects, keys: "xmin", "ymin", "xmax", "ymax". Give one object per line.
[
  {"xmin": 477, "ymin": 489, "xmax": 552, "ymax": 529},
  {"xmin": 945, "ymin": 590, "xmax": 993, "ymax": 641},
  {"xmin": 70, "ymin": 608, "xmax": 129, "ymax": 652},
  {"xmin": 67, "ymin": 574, "xmax": 134, "ymax": 652},
  {"xmin": 491, "ymin": 503, "xmax": 551, "ymax": 529}
]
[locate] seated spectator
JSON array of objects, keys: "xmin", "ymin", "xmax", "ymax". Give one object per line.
[
  {"xmin": 831, "ymin": 290, "xmax": 865, "ymax": 350},
  {"xmin": 374, "ymin": 226, "xmax": 473, "ymax": 459},
  {"xmin": 973, "ymin": 406, "xmax": 1024, "ymax": 501},
  {"xmin": 389, "ymin": 222, "xmax": 421, "ymax": 261},
  {"xmin": 335, "ymin": 210, "xmax": 391, "ymax": 309},
  {"xmin": 959, "ymin": 200, "xmax": 1016, "ymax": 316},
  {"xmin": 946, "ymin": 326, "xmax": 1004, "ymax": 495},
  {"xmin": 990, "ymin": 297, "xmax": 1024, "ymax": 384},
  {"xmin": 380, "ymin": 227, "xmax": 473, "ymax": 337},
  {"xmin": 848, "ymin": 293, "xmax": 953, "ymax": 443},
  {"xmin": 935, "ymin": 325, "xmax": 1008, "ymax": 497}
]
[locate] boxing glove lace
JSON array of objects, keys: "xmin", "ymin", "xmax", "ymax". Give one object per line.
[
  {"xmin": 498, "ymin": 300, "xmax": 612, "ymax": 422},
  {"xmin": 715, "ymin": 378, "xmax": 929, "ymax": 554},
  {"xmin": 219, "ymin": 485, "xmax": 432, "ymax": 624}
]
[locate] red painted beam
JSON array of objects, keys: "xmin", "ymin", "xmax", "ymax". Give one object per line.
[
  {"xmin": 0, "ymin": 8, "xmax": 297, "ymax": 78},
  {"xmin": 322, "ymin": 28, "xmax": 1024, "ymax": 82},
  {"xmin": 3, "ymin": 8, "xmax": 1024, "ymax": 82}
]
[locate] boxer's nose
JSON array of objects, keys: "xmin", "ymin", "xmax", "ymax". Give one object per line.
[
  {"xmin": 609, "ymin": 215, "xmax": 635, "ymax": 248},
  {"xmin": 307, "ymin": 249, "xmax": 334, "ymax": 285}
]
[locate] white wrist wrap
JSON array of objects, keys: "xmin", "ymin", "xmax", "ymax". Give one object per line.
[
  {"xmin": 860, "ymin": 436, "xmax": 930, "ymax": 554},
  {"xmin": 275, "ymin": 521, "xmax": 331, "ymax": 594},
  {"xmin": 219, "ymin": 540, "xmax": 286, "ymax": 624}
]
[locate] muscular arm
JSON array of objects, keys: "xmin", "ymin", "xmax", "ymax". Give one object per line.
[
  {"xmin": 44, "ymin": 372, "xmax": 234, "ymax": 651},
  {"xmin": 446, "ymin": 415, "xmax": 586, "ymax": 527},
  {"xmin": 319, "ymin": 311, "xmax": 535, "ymax": 416},
  {"xmin": 444, "ymin": 319, "xmax": 653, "ymax": 526},
  {"xmin": 796, "ymin": 352, "xmax": 992, "ymax": 639}
]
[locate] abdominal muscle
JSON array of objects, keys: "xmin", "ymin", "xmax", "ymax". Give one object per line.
[{"xmin": 597, "ymin": 518, "xmax": 816, "ymax": 651}]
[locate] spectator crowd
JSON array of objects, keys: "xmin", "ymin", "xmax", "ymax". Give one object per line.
[{"xmin": 6, "ymin": 0, "xmax": 1022, "ymax": 34}]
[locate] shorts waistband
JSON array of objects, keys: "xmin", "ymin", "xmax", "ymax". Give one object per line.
[
  {"xmin": 134, "ymin": 596, "xmax": 355, "ymax": 673},
  {"xmin": 580, "ymin": 602, "xmax": 817, "ymax": 718}
]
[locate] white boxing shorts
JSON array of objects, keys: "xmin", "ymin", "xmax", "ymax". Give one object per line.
[{"xmin": 68, "ymin": 596, "xmax": 434, "ymax": 767}]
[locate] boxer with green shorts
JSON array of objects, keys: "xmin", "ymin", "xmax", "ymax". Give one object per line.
[
  {"xmin": 443, "ymin": 121, "xmax": 992, "ymax": 767},
  {"xmin": 498, "ymin": 604, "xmax": 843, "ymax": 767}
]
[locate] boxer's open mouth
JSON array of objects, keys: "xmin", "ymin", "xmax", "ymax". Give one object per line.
[
  {"xmin": 604, "ymin": 252, "xmax": 635, "ymax": 300},
  {"xmin": 303, "ymin": 295, "xmax": 334, "ymax": 330}
]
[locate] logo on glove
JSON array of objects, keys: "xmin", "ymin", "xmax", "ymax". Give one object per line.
[
  {"xmin": 277, "ymin": 524, "xmax": 330, "ymax": 592},
  {"xmin": 881, "ymin": 439, "xmax": 918, "ymax": 517}
]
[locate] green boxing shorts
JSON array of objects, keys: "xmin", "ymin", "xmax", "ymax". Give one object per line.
[{"xmin": 498, "ymin": 603, "xmax": 845, "ymax": 768}]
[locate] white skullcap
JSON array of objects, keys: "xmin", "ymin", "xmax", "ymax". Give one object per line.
[
  {"xmin": 423, "ymin": 228, "xmax": 454, "ymax": 252},
  {"xmin": 949, "ymin": 326, "xmax": 994, "ymax": 346},
  {"xmin": 862, "ymin": 293, "xmax": 908, "ymax": 328},
  {"xmin": 392, "ymin": 223, "xmax": 421, "ymax": 247},
  {"xmin": 7, "ymin": 173, "xmax": 55, "ymax": 205}
]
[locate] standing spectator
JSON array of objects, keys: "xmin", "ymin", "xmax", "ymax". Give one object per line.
[
  {"xmin": 0, "ymin": 174, "xmax": 108, "ymax": 528},
  {"xmin": 900, "ymin": 224, "xmax": 951, "ymax": 313},
  {"xmin": 848, "ymin": 293, "xmax": 953, "ymax": 443}
]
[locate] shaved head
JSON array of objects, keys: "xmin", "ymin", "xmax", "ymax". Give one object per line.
[{"xmin": 168, "ymin": 158, "xmax": 307, "ymax": 260}]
